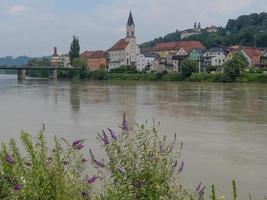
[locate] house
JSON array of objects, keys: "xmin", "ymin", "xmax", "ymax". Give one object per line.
[
  {"xmin": 60, "ymin": 54, "xmax": 71, "ymax": 68},
  {"xmin": 108, "ymin": 11, "xmax": 140, "ymax": 69},
  {"xmin": 152, "ymin": 42, "xmax": 178, "ymax": 58},
  {"xmin": 180, "ymin": 22, "xmax": 202, "ymax": 39},
  {"xmin": 151, "ymin": 58, "xmax": 162, "ymax": 72},
  {"xmin": 152, "ymin": 40, "xmax": 204, "ymax": 58},
  {"xmin": 188, "ymin": 48, "xmax": 205, "ymax": 72},
  {"xmin": 81, "ymin": 51, "xmax": 107, "ymax": 71},
  {"xmin": 260, "ymin": 52, "xmax": 267, "ymax": 68},
  {"xmin": 241, "ymin": 48, "xmax": 262, "ymax": 67},
  {"xmin": 51, "ymin": 47, "xmax": 61, "ymax": 67},
  {"xmin": 203, "ymin": 47, "xmax": 227, "ymax": 67},
  {"xmin": 136, "ymin": 53, "xmax": 157, "ymax": 71}
]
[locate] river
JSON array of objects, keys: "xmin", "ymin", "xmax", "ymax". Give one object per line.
[{"xmin": 0, "ymin": 74, "xmax": 266, "ymax": 199}]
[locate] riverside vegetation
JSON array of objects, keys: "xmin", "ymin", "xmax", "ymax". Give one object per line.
[{"xmin": 0, "ymin": 114, "xmax": 262, "ymax": 200}]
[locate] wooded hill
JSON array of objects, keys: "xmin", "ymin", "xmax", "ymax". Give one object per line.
[{"xmin": 141, "ymin": 12, "xmax": 267, "ymax": 49}]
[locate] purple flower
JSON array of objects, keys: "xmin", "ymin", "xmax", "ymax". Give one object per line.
[
  {"xmin": 87, "ymin": 176, "xmax": 98, "ymax": 184},
  {"xmin": 107, "ymin": 128, "xmax": 117, "ymax": 140},
  {"xmin": 15, "ymin": 183, "xmax": 22, "ymax": 191},
  {"xmin": 178, "ymin": 160, "xmax": 184, "ymax": 174},
  {"xmin": 122, "ymin": 112, "xmax": 129, "ymax": 131},
  {"xmin": 6, "ymin": 154, "xmax": 15, "ymax": 164},
  {"xmin": 196, "ymin": 182, "xmax": 202, "ymax": 192},
  {"xmin": 72, "ymin": 139, "xmax": 85, "ymax": 150},
  {"xmin": 98, "ymin": 131, "xmax": 109, "ymax": 145}
]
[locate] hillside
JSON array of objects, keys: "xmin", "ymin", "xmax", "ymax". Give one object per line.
[{"xmin": 141, "ymin": 12, "xmax": 267, "ymax": 48}]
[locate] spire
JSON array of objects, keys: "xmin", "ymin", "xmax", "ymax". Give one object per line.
[
  {"xmin": 53, "ymin": 47, "xmax": 59, "ymax": 56},
  {"xmin": 127, "ymin": 11, "xmax": 135, "ymax": 26}
]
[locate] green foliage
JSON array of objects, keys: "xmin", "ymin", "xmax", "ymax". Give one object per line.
[
  {"xmin": 72, "ymin": 57, "xmax": 87, "ymax": 69},
  {"xmin": 0, "ymin": 127, "xmax": 92, "ymax": 200},
  {"xmin": 223, "ymin": 53, "xmax": 248, "ymax": 82},
  {"xmin": 232, "ymin": 180, "xmax": 237, "ymax": 200},
  {"xmin": 188, "ymin": 73, "xmax": 223, "ymax": 82},
  {"xmin": 211, "ymin": 185, "xmax": 217, "ymax": 200},
  {"xmin": 93, "ymin": 122, "xmax": 197, "ymax": 200},
  {"xmin": 109, "ymin": 65, "xmax": 137, "ymax": 73},
  {"xmin": 237, "ymin": 72, "xmax": 267, "ymax": 83},
  {"xmin": 69, "ymin": 36, "xmax": 80, "ymax": 66},
  {"xmin": 181, "ymin": 60, "xmax": 197, "ymax": 78}
]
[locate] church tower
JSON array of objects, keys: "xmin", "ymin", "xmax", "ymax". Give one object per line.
[{"xmin": 126, "ymin": 11, "xmax": 135, "ymax": 38}]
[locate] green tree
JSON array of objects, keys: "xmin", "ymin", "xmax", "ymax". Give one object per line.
[
  {"xmin": 72, "ymin": 57, "xmax": 87, "ymax": 68},
  {"xmin": 69, "ymin": 36, "xmax": 80, "ymax": 66},
  {"xmin": 223, "ymin": 53, "xmax": 248, "ymax": 82},
  {"xmin": 181, "ymin": 59, "xmax": 197, "ymax": 77}
]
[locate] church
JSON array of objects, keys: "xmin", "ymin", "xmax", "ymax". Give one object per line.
[{"xmin": 108, "ymin": 11, "xmax": 140, "ymax": 69}]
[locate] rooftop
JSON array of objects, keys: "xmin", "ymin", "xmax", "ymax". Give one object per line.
[{"xmin": 108, "ymin": 39, "xmax": 129, "ymax": 51}]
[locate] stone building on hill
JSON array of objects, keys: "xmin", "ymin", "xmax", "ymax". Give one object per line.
[{"xmin": 107, "ymin": 11, "xmax": 140, "ymax": 69}]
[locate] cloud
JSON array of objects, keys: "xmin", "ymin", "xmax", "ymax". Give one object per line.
[{"xmin": 7, "ymin": 5, "xmax": 29, "ymax": 15}]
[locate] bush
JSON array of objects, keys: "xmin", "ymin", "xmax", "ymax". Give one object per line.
[
  {"xmin": 0, "ymin": 127, "xmax": 92, "ymax": 200},
  {"xmin": 181, "ymin": 60, "xmax": 198, "ymax": 78},
  {"xmin": 188, "ymin": 73, "xmax": 224, "ymax": 82},
  {"xmin": 109, "ymin": 65, "xmax": 137, "ymax": 74},
  {"xmin": 223, "ymin": 53, "xmax": 248, "ymax": 82}
]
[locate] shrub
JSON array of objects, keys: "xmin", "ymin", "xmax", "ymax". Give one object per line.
[
  {"xmin": 181, "ymin": 60, "xmax": 198, "ymax": 78},
  {"xmin": 223, "ymin": 53, "xmax": 248, "ymax": 82},
  {"xmin": 109, "ymin": 65, "xmax": 137, "ymax": 74},
  {"xmin": 0, "ymin": 127, "xmax": 92, "ymax": 200}
]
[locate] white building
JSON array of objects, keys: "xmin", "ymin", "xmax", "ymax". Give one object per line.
[
  {"xmin": 203, "ymin": 47, "xmax": 227, "ymax": 67},
  {"xmin": 108, "ymin": 12, "xmax": 140, "ymax": 69},
  {"xmin": 60, "ymin": 54, "xmax": 71, "ymax": 68},
  {"xmin": 136, "ymin": 53, "xmax": 157, "ymax": 71}
]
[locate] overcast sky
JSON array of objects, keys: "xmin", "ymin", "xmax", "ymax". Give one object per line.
[{"xmin": 0, "ymin": 0, "xmax": 266, "ymax": 57}]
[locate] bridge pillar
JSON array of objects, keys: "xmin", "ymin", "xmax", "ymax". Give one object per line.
[
  {"xmin": 17, "ymin": 69, "xmax": 26, "ymax": 80},
  {"xmin": 48, "ymin": 69, "xmax": 57, "ymax": 79}
]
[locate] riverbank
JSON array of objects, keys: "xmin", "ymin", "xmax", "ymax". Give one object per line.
[{"xmin": 57, "ymin": 68, "xmax": 267, "ymax": 83}]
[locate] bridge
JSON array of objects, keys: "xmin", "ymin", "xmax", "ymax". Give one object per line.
[{"xmin": 0, "ymin": 65, "xmax": 74, "ymax": 80}]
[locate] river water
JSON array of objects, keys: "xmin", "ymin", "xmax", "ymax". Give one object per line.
[{"xmin": 0, "ymin": 74, "xmax": 266, "ymax": 199}]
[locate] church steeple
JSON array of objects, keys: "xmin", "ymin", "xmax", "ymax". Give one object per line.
[
  {"xmin": 126, "ymin": 11, "xmax": 135, "ymax": 38},
  {"xmin": 127, "ymin": 11, "xmax": 135, "ymax": 26}
]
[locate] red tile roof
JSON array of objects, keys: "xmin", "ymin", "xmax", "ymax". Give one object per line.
[
  {"xmin": 175, "ymin": 41, "xmax": 205, "ymax": 53},
  {"xmin": 152, "ymin": 41, "xmax": 204, "ymax": 52},
  {"xmin": 153, "ymin": 42, "xmax": 178, "ymax": 51},
  {"xmin": 81, "ymin": 51, "xmax": 94, "ymax": 58},
  {"xmin": 81, "ymin": 51, "xmax": 107, "ymax": 59},
  {"xmin": 243, "ymin": 48, "xmax": 262, "ymax": 66},
  {"xmin": 108, "ymin": 39, "xmax": 129, "ymax": 51}
]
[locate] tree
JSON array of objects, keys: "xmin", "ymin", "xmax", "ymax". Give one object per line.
[
  {"xmin": 223, "ymin": 53, "xmax": 248, "ymax": 82},
  {"xmin": 72, "ymin": 57, "xmax": 87, "ymax": 68},
  {"xmin": 180, "ymin": 59, "xmax": 197, "ymax": 77},
  {"xmin": 69, "ymin": 36, "xmax": 80, "ymax": 66}
]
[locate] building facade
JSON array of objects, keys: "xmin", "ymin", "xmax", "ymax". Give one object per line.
[
  {"xmin": 51, "ymin": 47, "xmax": 61, "ymax": 67},
  {"xmin": 241, "ymin": 48, "xmax": 262, "ymax": 67},
  {"xmin": 203, "ymin": 47, "xmax": 227, "ymax": 67},
  {"xmin": 108, "ymin": 12, "xmax": 140, "ymax": 69},
  {"xmin": 81, "ymin": 51, "xmax": 107, "ymax": 71}
]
